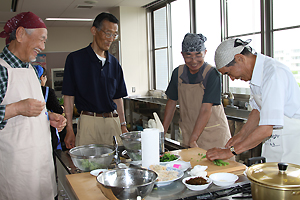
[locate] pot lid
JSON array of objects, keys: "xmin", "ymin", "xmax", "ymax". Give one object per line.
[{"xmin": 246, "ymin": 162, "xmax": 300, "ymax": 188}]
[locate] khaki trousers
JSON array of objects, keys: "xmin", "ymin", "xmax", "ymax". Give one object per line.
[{"xmin": 75, "ymin": 113, "xmax": 123, "ymax": 146}]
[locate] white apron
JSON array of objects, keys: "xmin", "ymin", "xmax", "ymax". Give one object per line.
[
  {"xmin": 0, "ymin": 59, "xmax": 56, "ymax": 200},
  {"xmin": 254, "ymin": 94, "xmax": 300, "ymax": 165}
]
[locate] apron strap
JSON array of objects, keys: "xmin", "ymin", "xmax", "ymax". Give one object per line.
[
  {"xmin": 44, "ymin": 86, "xmax": 49, "ymax": 103},
  {"xmin": 0, "ymin": 58, "xmax": 11, "ymax": 68}
]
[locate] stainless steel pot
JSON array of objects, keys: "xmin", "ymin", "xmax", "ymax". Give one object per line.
[{"xmin": 246, "ymin": 162, "xmax": 300, "ymax": 200}]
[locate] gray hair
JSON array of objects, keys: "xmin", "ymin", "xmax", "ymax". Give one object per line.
[{"xmin": 9, "ymin": 28, "xmax": 34, "ymax": 42}]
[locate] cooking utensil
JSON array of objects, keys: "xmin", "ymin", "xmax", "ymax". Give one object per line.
[
  {"xmin": 153, "ymin": 112, "xmax": 164, "ymax": 132},
  {"xmin": 113, "ymin": 136, "xmax": 120, "ymax": 164},
  {"xmin": 246, "ymin": 162, "xmax": 300, "ymax": 200},
  {"xmin": 97, "ymin": 168, "xmax": 158, "ymax": 200},
  {"xmin": 69, "ymin": 144, "xmax": 115, "ymax": 172}
]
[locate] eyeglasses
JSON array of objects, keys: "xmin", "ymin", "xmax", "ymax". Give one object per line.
[
  {"xmin": 100, "ymin": 29, "xmax": 118, "ymax": 39},
  {"xmin": 183, "ymin": 54, "xmax": 204, "ymax": 62}
]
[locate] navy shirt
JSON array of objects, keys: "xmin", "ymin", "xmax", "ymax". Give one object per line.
[
  {"xmin": 62, "ymin": 44, "xmax": 127, "ymax": 113},
  {"xmin": 165, "ymin": 63, "xmax": 221, "ymax": 105}
]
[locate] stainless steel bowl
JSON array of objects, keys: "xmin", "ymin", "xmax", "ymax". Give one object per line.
[
  {"xmin": 97, "ymin": 168, "xmax": 158, "ymax": 200},
  {"xmin": 120, "ymin": 131, "xmax": 164, "ymax": 161},
  {"xmin": 69, "ymin": 144, "xmax": 115, "ymax": 172},
  {"xmin": 120, "ymin": 131, "xmax": 142, "ymax": 161}
]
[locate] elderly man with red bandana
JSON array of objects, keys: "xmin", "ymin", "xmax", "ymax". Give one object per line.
[{"xmin": 0, "ymin": 12, "xmax": 66, "ymax": 200}]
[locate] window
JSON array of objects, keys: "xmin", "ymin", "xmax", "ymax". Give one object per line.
[
  {"xmin": 153, "ymin": 7, "xmax": 168, "ymax": 90},
  {"xmin": 226, "ymin": 0, "xmax": 261, "ymax": 95},
  {"xmin": 148, "ymin": 0, "xmax": 300, "ymax": 94},
  {"xmin": 195, "ymin": 0, "xmax": 221, "ymax": 65},
  {"xmin": 152, "ymin": 0, "xmax": 190, "ymax": 90},
  {"xmin": 170, "ymin": 0, "xmax": 190, "ymax": 71},
  {"xmin": 273, "ymin": 0, "xmax": 300, "ymax": 87}
]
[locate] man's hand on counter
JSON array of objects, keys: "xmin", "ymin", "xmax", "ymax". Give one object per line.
[{"xmin": 206, "ymin": 147, "xmax": 233, "ymax": 161}]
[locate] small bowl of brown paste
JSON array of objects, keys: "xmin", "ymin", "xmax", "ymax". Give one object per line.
[{"xmin": 182, "ymin": 176, "xmax": 212, "ymax": 191}]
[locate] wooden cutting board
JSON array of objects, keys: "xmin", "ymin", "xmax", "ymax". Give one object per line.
[
  {"xmin": 66, "ymin": 172, "xmax": 107, "ymax": 200},
  {"xmin": 171, "ymin": 148, "xmax": 246, "ymax": 176}
]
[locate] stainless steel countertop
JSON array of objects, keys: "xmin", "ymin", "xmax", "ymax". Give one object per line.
[
  {"xmin": 145, "ymin": 175, "xmax": 250, "ymax": 200},
  {"xmin": 224, "ymin": 107, "xmax": 250, "ymax": 121},
  {"xmin": 126, "ymin": 96, "xmax": 251, "ymax": 121}
]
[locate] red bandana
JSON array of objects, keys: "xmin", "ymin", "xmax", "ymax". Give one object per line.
[{"xmin": 0, "ymin": 12, "xmax": 47, "ymax": 45}]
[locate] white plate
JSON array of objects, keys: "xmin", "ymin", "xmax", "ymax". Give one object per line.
[
  {"xmin": 160, "ymin": 154, "xmax": 180, "ymax": 165},
  {"xmin": 90, "ymin": 169, "xmax": 108, "ymax": 176},
  {"xmin": 155, "ymin": 167, "xmax": 184, "ymax": 187},
  {"xmin": 166, "ymin": 161, "xmax": 191, "ymax": 172}
]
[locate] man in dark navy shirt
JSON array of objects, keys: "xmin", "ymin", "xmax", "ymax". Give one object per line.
[{"xmin": 62, "ymin": 12, "xmax": 128, "ymax": 149}]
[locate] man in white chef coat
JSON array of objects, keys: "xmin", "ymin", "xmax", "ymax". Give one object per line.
[
  {"xmin": 0, "ymin": 12, "xmax": 66, "ymax": 200},
  {"xmin": 206, "ymin": 38, "xmax": 300, "ymax": 165}
]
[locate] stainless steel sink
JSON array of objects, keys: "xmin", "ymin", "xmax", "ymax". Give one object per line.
[
  {"xmin": 135, "ymin": 97, "xmax": 168, "ymax": 105},
  {"xmin": 224, "ymin": 107, "xmax": 250, "ymax": 121}
]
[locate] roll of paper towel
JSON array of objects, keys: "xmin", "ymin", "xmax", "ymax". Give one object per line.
[{"xmin": 141, "ymin": 128, "xmax": 160, "ymax": 168}]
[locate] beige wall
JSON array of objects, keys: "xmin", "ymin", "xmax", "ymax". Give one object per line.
[
  {"xmin": 118, "ymin": 6, "xmax": 149, "ymax": 96},
  {"xmin": 0, "ymin": 27, "xmax": 92, "ymax": 53},
  {"xmin": 0, "ymin": 6, "xmax": 150, "ymax": 97},
  {"xmin": 44, "ymin": 27, "xmax": 92, "ymax": 53}
]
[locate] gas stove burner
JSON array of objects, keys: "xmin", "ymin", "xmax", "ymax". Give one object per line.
[{"xmin": 177, "ymin": 183, "xmax": 252, "ymax": 200}]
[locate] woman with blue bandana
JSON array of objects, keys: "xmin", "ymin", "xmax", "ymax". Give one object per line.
[{"xmin": 163, "ymin": 33, "xmax": 232, "ymax": 150}]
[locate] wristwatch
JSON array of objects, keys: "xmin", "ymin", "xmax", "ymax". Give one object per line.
[
  {"xmin": 120, "ymin": 121, "xmax": 127, "ymax": 126},
  {"xmin": 230, "ymin": 146, "xmax": 237, "ymax": 155}
]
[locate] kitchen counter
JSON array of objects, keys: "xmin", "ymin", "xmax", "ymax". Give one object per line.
[
  {"xmin": 56, "ymin": 148, "xmax": 250, "ymax": 200},
  {"xmin": 66, "ymin": 170, "xmax": 250, "ymax": 200}
]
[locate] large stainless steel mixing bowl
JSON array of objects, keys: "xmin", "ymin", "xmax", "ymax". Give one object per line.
[
  {"xmin": 69, "ymin": 144, "xmax": 115, "ymax": 172},
  {"xmin": 97, "ymin": 168, "xmax": 158, "ymax": 200}
]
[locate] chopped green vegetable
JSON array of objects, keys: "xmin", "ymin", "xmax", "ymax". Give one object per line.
[{"xmin": 212, "ymin": 159, "xmax": 229, "ymax": 166}]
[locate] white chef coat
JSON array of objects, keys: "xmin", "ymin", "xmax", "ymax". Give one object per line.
[
  {"xmin": 249, "ymin": 53, "xmax": 300, "ymax": 165},
  {"xmin": 249, "ymin": 53, "xmax": 300, "ymax": 127}
]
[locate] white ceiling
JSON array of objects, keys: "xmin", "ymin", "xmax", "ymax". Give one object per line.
[{"xmin": 0, "ymin": 0, "xmax": 155, "ymax": 27}]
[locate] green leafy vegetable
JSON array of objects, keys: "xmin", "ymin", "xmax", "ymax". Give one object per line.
[
  {"xmin": 160, "ymin": 153, "xmax": 178, "ymax": 162},
  {"xmin": 80, "ymin": 159, "xmax": 105, "ymax": 171}
]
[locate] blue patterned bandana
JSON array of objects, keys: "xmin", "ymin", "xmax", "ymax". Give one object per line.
[{"xmin": 182, "ymin": 33, "xmax": 207, "ymax": 52}]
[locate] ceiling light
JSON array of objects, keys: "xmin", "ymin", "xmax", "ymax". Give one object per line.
[
  {"xmin": 84, "ymin": 0, "xmax": 98, "ymax": 4},
  {"xmin": 45, "ymin": 18, "xmax": 93, "ymax": 22}
]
